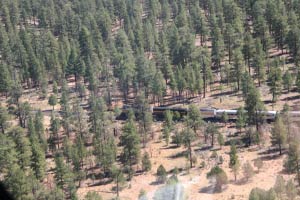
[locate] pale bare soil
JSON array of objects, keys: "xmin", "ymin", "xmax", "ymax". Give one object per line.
[
  {"xmin": 76, "ymin": 122, "xmax": 297, "ymax": 200},
  {"xmin": 10, "ymin": 71, "xmax": 300, "ymax": 200},
  {"xmin": 5, "ymin": 43, "xmax": 300, "ymax": 200}
]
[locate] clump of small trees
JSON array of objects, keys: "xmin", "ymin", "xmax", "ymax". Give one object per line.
[
  {"xmin": 249, "ymin": 176, "xmax": 297, "ymax": 200},
  {"xmin": 157, "ymin": 164, "xmax": 167, "ymax": 184},
  {"xmin": 207, "ymin": 166, "xmax": 228, "ymax": 192}
]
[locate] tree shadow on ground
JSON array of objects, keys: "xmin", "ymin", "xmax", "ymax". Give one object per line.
[
  {"xmin": 260, "ymin": 153, "xmax": 284, "ymax": 161},
  {"xmin": 211, "ymin": 90, "xmax": 237, "ymax": 98},
  {"xmin": 169, "ymin": 151, "xmax": 188, "ymax": 159},
  {"xmin": 150, "ymin": 181, "xmax": 163, "ymax": 186},
  {"xmin": 194, "ymin": 145, "xmax": 212, "ymax": 152},
  {"xmin": 88, "ymin": 178, "xmax": 113, "ymax": 187},
  {"xmin": 281, "ymin": 95, "xmax": 300, "ymax": 101},
  {"xmin": 163, "ymin": 145, "xmax": 181, "ymax": 150},
  {"xmin": 199, "ymin": 184, "xmax": 215, "ymax": 194},
  {"xmin": 229, "ymin": 178, "xmax": 250, "ymax": 185},
  {"xmin": 258, "ymin": 147, "xmax": 279, "ymax": 155}
]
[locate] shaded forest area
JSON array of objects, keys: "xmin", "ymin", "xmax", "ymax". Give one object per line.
[{"xmin": 1, "ymin": 0, "xmax": 300, "ymax": 199}]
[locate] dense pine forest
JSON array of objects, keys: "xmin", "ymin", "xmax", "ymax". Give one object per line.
[{"xmin": 1, "ymin": 0, "xmax": 300, "ymax": 199}]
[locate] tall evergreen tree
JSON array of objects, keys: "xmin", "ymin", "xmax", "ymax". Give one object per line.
[
  {"xmin": 0, "ymin": 62, "xmax": 12, "ymax": 95},
  {"xmin": 9, "ymin": 127, "xmax": 32, "ymax": 170},
  {"xmin": 181, "ymin": 127, "xmax": 195, "ymax": 168},
  {"xmin": 186, "ymin": 104, "xmax": 204, "ymax": 134},
  {"xmin": 31, "ymin": 137, "xmax": 46, "ymax": 181},
  {"xmin": 229, "ymin": 144, "xmax": 240, "ymax": 181},
  {"xmin": 245, "ymin": 86, "xmax": 264, "ymax": 130},
  {"xmin": 120, "ymin": 119, "xmax": 141, "ymax": 174},
  {"xmin": 233, "ymin": 48, "xmax": 245, "ymax": 91},
  {"xmin": 0, "ymin": 105, "xmax": 9, "ymax": 134},
  {"xmin": 271, "ymin": 115, "xmax": 287, "ymax": 155},
  {"xmin": 253, "ymin": 40, "xmax": 266, "ymax": 86},
  {"xmin": 269, "ymin": 61, "xmax": 282, "ymax": 102}
]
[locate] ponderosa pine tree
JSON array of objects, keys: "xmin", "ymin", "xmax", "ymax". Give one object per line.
[
  {"xmin": 54, "ymin": 154, "xmax": 67, "ymax": 188},
  {"xmin": 229, "ymin": 144, "xmax": 240, "ymax": 181},
  {"xmin": 233, "ymin": 47, "xmax": 245, "ymax": 91},
  {"xmin": 75, "ymin": 136, "xmax": 87, "ymax": 169},
  {"xmin": 191, "ymin": 5, "xmax": 208, "ymax": 46},
  {"xmin": 206, "ymin": 123, "xmax": 219, "ymax": 147},
  {"xmin": 245, "ymin": 86, "xmax": 264, "ymax": 130},
  {"xmin": 135, "ymin": 54, "xmax": 155, "ymax": 96},
  {"xmin": 8, "ymin": 126, "xmax": 32, "ymax": 170},
  {"xmin": 211, "ymin": 25, "xmax": 225, "ymax": 72},
  {"xmin": 0, "ymin": 62, "xmax": 12, "ymax": 95},
  {"xmin": 135, "ymin": 92, "xmax": 153, "ymax": 147},
  {"xmin": 34, "ymin": 110, "xmax": 47, "ymax": 152},
  {"xmin": 224, "ymin": 23, "xmax": 235, "ymax": 64},
  {"xmin": 269, "ymin": 60, "xmax": 283, "ymax": 103},
  {"xmin": 5, "ymin": 164, "xmax": 32, "ymax": 200},
  {"xmin": 195, "ymin": 47, "xmax": 212, "ymax": 98},
  {"xmin": 241, "ymin": 72, "xmax": 254, "ymax": 99},
  {"xmin": 0, "ymin": 133, "xmax": 18, "ymax": 174},
  {"xmin": 221, "ymin": 112, "xmax": 229, "ymax": 125},
  {"xmin": 253, "ymin": 39, "xmax": 266, "ymax": 86},
  {"xmin": 114, "ymin": 30, "xmax": 136, "ymax": 102},
  {"xmin": 271, "ymin": 2, "xmax": 288, "ymax": 54},
  {"xmin": 164, "ymin": 110, "xmax": 174, "ymax": 130},
  {"xmin": 236, "ymin": 107, "xmax": 247, "ymax": 133},
  {"xmin": 243, "ymin": 32, "xmax": 254, "ymax": 71},
  {"xmin": 286, "ymin": 25, "xmax": 300, "ymax": 65},
  {"xmin": 72, "ymin": 99, "xmax": 88, "ymax": 139},
  {"xmin": 111, "ymin": 165, "xmax": 125, "ymax": 198},
  {"xmin": 31, "ymin": 137, "xmax": 46, "ymax": 181},
  {"xmin": 48, "ymin": 94, "xmax": 57, "ymax": 111},
  {"xmin": 163, "ymin": 126, "xmax": 170, "ymax": 146},
  {"xmin": 49, "ymin": 113, "xmax": 61, "ymax": 150},
  {"xmin": 120, "ymin": 119, "xmax": 141, "ymax": 176},
  {"xmin": 186, "ymin": 104, "xmax": 204, "ymax": 134},
  {"xmin": 60, "ymin": 84, "xmax": 72, "ymax": 138},
  {"xmin": 217, "ymin": 132, "xmax": 225, "ymax": 149},
  {"xmin": 17, "ymin": 101, "xmax": 31, "ymax": 128},
  {"xmin": 181, "ymin": 127, "xmax": 195, "ymax": 168},
  {"xmin": 283, "ymin": 70, "xmax": 293, "ymax": 92},
  {"xmin": 253, "ymin": 15, "xmax": 271, "ymax": 53},
  {"xmin": 93, "ymin": 137, "xmax": 117, "ymax": 176},
  {"xmin": 79, "ymin": 26, "xmax": 93, "ymax": 64},
  {"xmin": 285, "ymin": 140, "xmax": 300, "ymax": 185},
  {"xmin": 151, "ymin": 70, "xmax": 166, "ymax": 105},
  {"xmin": 271, "ymin": 115, "xmax": 287, "ymax": 155},
  {"xmin": 0, "ymin": 105, "xmax": 9, "ymax": 134}
]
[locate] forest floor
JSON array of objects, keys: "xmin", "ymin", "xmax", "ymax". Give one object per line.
[
  {"xmin": 5, "ymin": 46, "xmax": 300, "ymax": 200},
  {"xmin": 76, "ymin": 121, "xmax": 296, "ymax": 200}
]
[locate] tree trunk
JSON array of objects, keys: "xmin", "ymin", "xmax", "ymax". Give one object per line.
[
  {"xmin": 116, "ymin": 178, "xmax": 119, "ymax": 197},
  {"xmin": 203, "ymin": 75, "xmax": 206, "ymax": 98},
  {"xmin": 189, "ymin": 144, "xmax": 193, "ymax": 168},
  {"xmin": 296, "ymin": 160, "xmax": 300, "ymax": 185}
]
